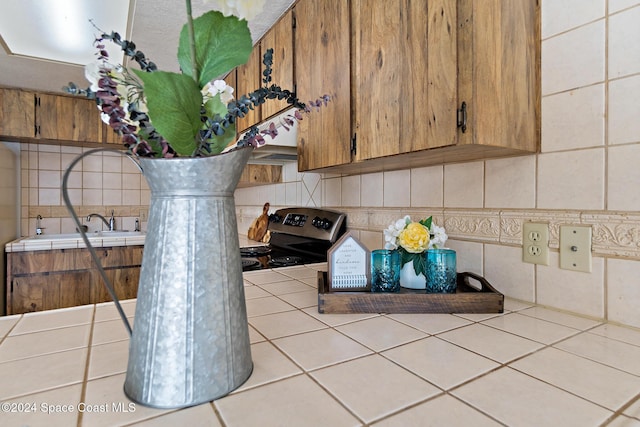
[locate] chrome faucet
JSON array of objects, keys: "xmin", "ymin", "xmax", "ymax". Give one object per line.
[
  {"xmin": 35, "ymin": 215, "xmax": 44, "ymax": 235},
  {"xmin": 87, "ymin": 210, "xmax": 115, "ymax": 231}
]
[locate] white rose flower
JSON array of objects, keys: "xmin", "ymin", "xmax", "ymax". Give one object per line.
[
  {"xmin": 211, "ymin": 79, "xmax": 235, "ymax": 104},
  {"xmin": 383, "ymin": 215, "xmax": 410, "ymax": 250},
  {"xmin": 429, "ymin": 224, "xmax": 448, "ymax": 249},
  {"xmin": 204, "ymin": 0, "xmax": 266, "ymax": 21},
  {"xmin": 203, "ymin": 79, "xmax": 235, "ymax": 105}
]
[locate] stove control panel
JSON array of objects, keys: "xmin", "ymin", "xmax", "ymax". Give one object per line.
[
  {"xmin": 268, "ymin": 208, "xmax": 346, "ymax": 242},
  {"xmin": 283, "ymin": 214, "xmax": 307, "ymax": 227},
  {"xmin": 311, "ymin": 216, "xmax": 333, "ymax": 230}
]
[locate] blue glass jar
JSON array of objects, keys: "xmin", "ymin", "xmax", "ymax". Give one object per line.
[
  {"xmin": 371, "ymin": 249, "xmax": 401, "ymax": 293},
  {"xmin": 426, "ymin": 249, "xmax": 457, "ymax": 293}
]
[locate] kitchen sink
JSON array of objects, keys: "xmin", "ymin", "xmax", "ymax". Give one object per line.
[{"xmin": 30, "ymin": 231, "xmax": 145, "ymax": 240}]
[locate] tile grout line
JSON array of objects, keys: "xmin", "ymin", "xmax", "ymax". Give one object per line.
[{"xmin": 76, "ymin": 304, "xmax": 97, "ymax": 427}]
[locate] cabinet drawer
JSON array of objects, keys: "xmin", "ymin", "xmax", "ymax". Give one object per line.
[
  {"xmin": 75, "ymin": 246, "xmax": 144, "ymax": 269},
  {"xmin": 9, "ymin": 250, "xmax": 76, "ymax": 275}
]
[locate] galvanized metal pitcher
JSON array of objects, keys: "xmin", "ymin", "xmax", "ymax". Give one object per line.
[{"xmin": 123, "ymin": 147, "xmax": 254, "ymax": 408}]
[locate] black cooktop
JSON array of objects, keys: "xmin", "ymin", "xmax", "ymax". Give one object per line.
[{"xmin": 241, "ymin": 245, "xmax": 326, "ymax": 271}]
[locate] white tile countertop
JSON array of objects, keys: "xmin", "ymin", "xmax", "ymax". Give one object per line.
[
  {"xmin": 6, "ymin": 233, "xmax": 263, "ymax": 253},
  {"xmin": 1, "ymin": 264, "xmax": 639, "ymax": 426},
  {"xmin": 5, "ymin": 231, "xmax": 146, "ymax": 252}
]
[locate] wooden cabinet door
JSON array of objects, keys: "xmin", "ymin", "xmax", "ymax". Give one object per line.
[
  {"xmin": 103, "ymin": 121, "xmax": 122, "ymax": 145},
  {"xmin": 0, "ymin": 88, "xmax": 36, "ymax": 138},
  {"xmin": 261, "ymin": 10, "xmax": 294, "ymax": 119},
  {"xmin": 36, "ymin": 93, "xmax": 102, "ymax": 142},
  {"xmin": 457, "ymin": 0, "xmax": 539, "ymax": 153},
  {"xmin": 89, "ymin": 246, "xmax": 142, "ymax": 303},
  {"xmin": 91, "ymin": 267, "xmax": 140, "ymax": 304},
  {"xmin": 294, "ymin": 0, "xmax": 351, "ymax": 171},
  {"xmin": 11, "ymin": 272, "xmax": 91, "ymax": 314},
  {"xmin": 352, "ymin": 0, "xmax": 457, "ymax": 162},
  {"xmin": 12, "ymin": 276, "xmax": 58, "ymax": 314},
  {"xmin": 235, "ymin": 45, "xmax": 262, "ymax": 132},
  {"xmin": 58, "ymin": 272, "xmax": 92, "ymax": 309}
]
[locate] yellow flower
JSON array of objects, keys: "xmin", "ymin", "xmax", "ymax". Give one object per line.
[{"xmin": 398, "ymin": 222, "xmax": 430, "ymax": 253}]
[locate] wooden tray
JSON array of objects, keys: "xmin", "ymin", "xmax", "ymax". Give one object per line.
[{"xmin": 317, "ymin": 271, "xmax": 504, "ymax": 314}]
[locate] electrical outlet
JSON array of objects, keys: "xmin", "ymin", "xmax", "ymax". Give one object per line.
[
  {"xmin": 140, "ymin": 209, "xmax": 148, "ymax": 222},
  {"xmin": 522, "ymin": 222, "xmax": 549, "ymax": 265},
  {"xmin": 560, "ymin": 225, "xmax": 592, "ymax": 273}
]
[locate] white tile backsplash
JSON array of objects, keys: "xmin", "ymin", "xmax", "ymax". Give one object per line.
[
  {"xmin": 542, "ymin": 0, "xmax": 605, "ymax": 39},
  {"xmin": 340, "ymin": 175, "xmax": 360, "ymax": 207},
  {"xmin": 610, "ymin": 0, "xmax": 640, "ymax": 13},
  {"xmin": 383, "ymin": 169, "xmax": 411, "ymax": 207},
  {"xmin": 609, "ymin": 74, "xmax": 640, "ymax": 145},
  {"xmin": 38, "ymin": 152, "xmax": 61, "ymax": 170},
  {"xmin": 82, "ymin": 154, "xmax": 103, "ymax": 172},
  {"xmin": 322, "ymin": 177, "xmax": 341, "ymax": 207},
  {"xmin": 410, "ymin": 165, "xmax": 443, "ymax": 207},
  {"xmin": 484, "ymin": 244, "xmax": 536, "ymax": 302},
  {"xmin": 445, "ymin": 240, "xmax": 483, "ymax": 276},
  {"xmin": 444, "ymin": 162, "xmax": 483, "ymax": 208},
  {"xmin": 608, "ymin": 144, "xmax": 640, "ymax": 210},
  {"xmin": 537, "ymin": 253, "xmax": 605, "ymax": 318},
  {"xmin": 537, "ymin": 149, "xmax": 605, "ymax": 210},
  {"xmin": 361, "ymin": 172, "xmax": 383, "ymax": 207},
  {"xmin": 484, "ymin": 156, "xmax": 536, "ymax": 208},
  {"xmin": 608, "ymin": 6, "xmax": 640, "ymax": 78},
  {"xmin": 541, "ymin": 84, "xmax": 605, "ymax": 152},
  {"xmin": 607, "ymin": 258, "xmax": 640, "ymax": 328},
  {"xmin": 542, "ymin": 20, "xmax": 605, "ymax": 95}
]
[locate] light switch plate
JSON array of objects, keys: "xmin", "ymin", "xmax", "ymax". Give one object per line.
[
  {"xmin": 522, "ymin": 222, "xmax": 549, "ymax": 265},
  {"xmin": 560, "ymin": 225, "xmax": 592, "ymax": 273}
]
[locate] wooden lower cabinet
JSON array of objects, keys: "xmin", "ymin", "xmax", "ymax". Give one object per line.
[
  {"xmin": 6, "ymin": 246, "xmax": 143, "ymax": 315},
  {"xmin": 11, "ymin": 272, "xmax": 92, "ymax": 313},
  {"xmin": 91, "ymin": 267, "xmax": 140, "ymax": 304}
]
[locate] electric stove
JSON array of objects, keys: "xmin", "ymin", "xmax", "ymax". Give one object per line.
[{"xmin": 240, "ymin": 207, "xmax": 346, "ymax": 271}]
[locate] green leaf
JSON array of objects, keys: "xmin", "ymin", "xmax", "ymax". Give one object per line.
[
  {"xmin": 419, "ymin": 216, "xmax": 433, "ymax": 230},
  {"xmin": 178, "ymin": 11, "xmax": 253, "ymax": 87},
  {"xmin": 133, "ymin": 70, "xmax": 202, "ymax": 156},
  {"xmin": 399, "ymin": 248, "xmax": 428, "ymax": 278}
]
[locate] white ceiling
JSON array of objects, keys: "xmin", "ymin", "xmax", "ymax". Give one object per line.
[{"xmin": 0, "ymin": 0, "xmax": 295, "ymax": 94}]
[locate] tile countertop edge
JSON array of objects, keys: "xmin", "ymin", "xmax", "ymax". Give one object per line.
[
  {"xmin": 6, "ymin": 233, "xmax": 264, "ymax": 252},
  {"xmin": 5, "ymin": 234, "xmax": 146, "ymax": 252}
]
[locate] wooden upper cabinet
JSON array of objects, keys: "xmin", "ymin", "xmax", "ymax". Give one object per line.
[
  {"xmin": 0, "ymin": 87, "xmax": 116, "ymax": 145},
  {"xmin": 235, "ymin": 44, "xmax": 263, "ymax": 132},
  {"xmin": 0, "ymin": 88, "xmax": 36, "ymax": 138},
  {"xmin": 261, "ymin": 10, "xmax": 294, "ymax": 119},
  {"xmin": 294, "ymin": 0, "xmax": 539, "ymax": 174},
  {"xmin": 103, "ymin": 120, "xmax": 122, "ymax": 145},
  {"xmin": 36, "ymin": 93, "xmax": 103, "ymax": 142},
  {"xmin": 294, "ymin": 0, "xmax": 352, "ymax": 171},
  {"xmin": 352, "ymin": 0, "xmax": 458, "ymax": 161},
  {"xmin": 457, "ymin": 0, "xmax": 539, "ymax": 153}
]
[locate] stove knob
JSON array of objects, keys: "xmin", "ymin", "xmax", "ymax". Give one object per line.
[
  {"xmin": 311, "ymin": 216, "xmax": 323, "ymax": 228},
  {"xmin": 321, "ymin": 218, "xmax": 333, "ymax": 230}
]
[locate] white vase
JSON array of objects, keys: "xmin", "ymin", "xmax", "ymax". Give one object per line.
[{"xmin": 400, "ymin": 259, "xmax": 427, "ymax": 289}]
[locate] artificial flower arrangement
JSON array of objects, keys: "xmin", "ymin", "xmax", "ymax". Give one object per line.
[
  {"xmin": 65, "ymin": 0, "xmax": 330, "ymax": 158},
  {"xmin": 383, "ymin": 215, "xmax": 448, "ymax": 279}
]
